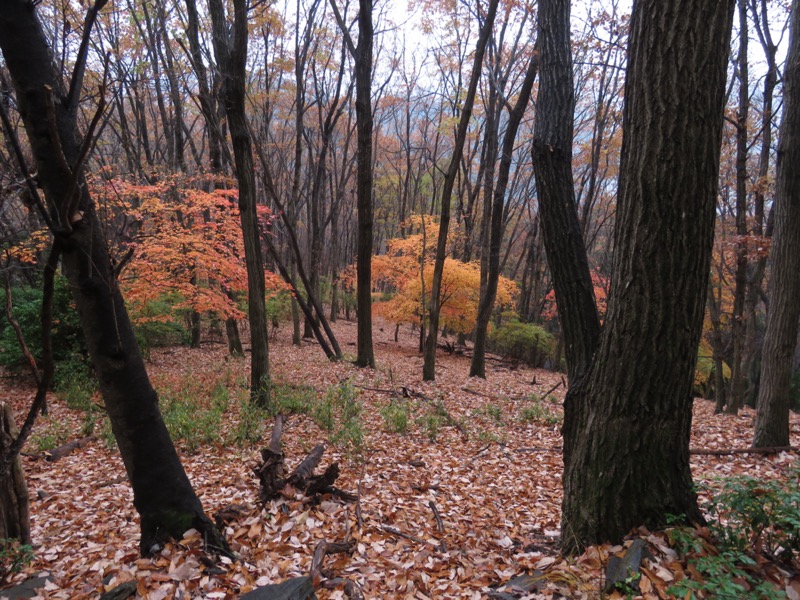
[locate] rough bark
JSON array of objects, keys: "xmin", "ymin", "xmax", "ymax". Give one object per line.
[
  {"xmin": 753, "ymin": 0, "xmax": 800, "ymax": 448},
  {"xmin": 559, "ymin": 0, "xmax": 734, "ymax": 552},
  {"xmin": 0, "ymin": 0, "xmax": 229, "ymax": 556},
  {"xmin": 532, "ymin": 0, "xmax": 600, "ymax": 385}
]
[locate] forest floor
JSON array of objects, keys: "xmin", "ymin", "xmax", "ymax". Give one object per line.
[{"xmin": 2, "ymin": 318, "xmax": 799, "ymax": 599}]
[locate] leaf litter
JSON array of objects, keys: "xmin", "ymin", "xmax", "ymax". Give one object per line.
[{"xmin": 2, "ymin": 318, "xmax": 797, "ymax": 598}]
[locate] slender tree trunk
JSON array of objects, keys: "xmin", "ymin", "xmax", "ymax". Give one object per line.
[
  {"xmin": 727, "ymin": 0, "xmax": 750, "ymax": 414},
  {"xmin": 557, "ymin": 0, "xmax": 734, "ymax": 552},
  {"xmin": 753, "ymin": 0, "xmax": 800, "ymax": 447},
  {"xmin": 208, "ymin": 0, "xmax": 270, "ymax": 405},
  {"xmin": 532, "ymin": 0, "xmax": 600, "ymax": 386},
  {"xmin": 0, "ymin": 0, "xmax": 230, "ymax": 555},
  {"xmin": 470, "ymin": 51, "xmax": 538, "ymax": 378},
  {"xmin": 422, "ymin": 0, "xmax": 498, "ymax": 381}
]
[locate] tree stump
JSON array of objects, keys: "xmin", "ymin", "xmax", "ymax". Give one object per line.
[{"xmin": 0, "ymin": 402, "xmax": 30, "ymax": 543}]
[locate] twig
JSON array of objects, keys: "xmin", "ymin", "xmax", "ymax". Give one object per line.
[
  {"xmin": 428, "ymin": 500, "xmax": 444, "ymax": 533},
  {"xmin": 536, "ymin": 377, "xmax": 566, "ymax": 400},
  {"xmin": 515, "ymin": 446, "xmax": 563, "ymax": 453},
  {"xmin": 381, "ymin": 524, "xmax": 427, "ymax": 545}
]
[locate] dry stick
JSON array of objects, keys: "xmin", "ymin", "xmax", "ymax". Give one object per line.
[
  {"xmin": 689, "ymin": 446, "xmax": 797, "ymax": 456},
  {"xmin": 428, "ymin": 500, "xmax": 444, "ymax": 533},
  {"xmin": 537, "ymin": 377, "xmax": 566, "ymax": 400},
  {"xmin": 381, "ymin": 525, "xmax": 427, "ymax": 545},
  {"xmin": 310, "ymin": 540, "xmax": 363, "ymax": 600}
]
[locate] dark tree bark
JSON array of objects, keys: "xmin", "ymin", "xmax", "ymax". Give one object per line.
[
  {"xmin": 558, "ymin": 0, "xmax": 734, "ymax": 552},
  {"xmin": 208, "ymin": 0, "xmax": 271, "ymax": 405},
  {"xmin": 0, "ymin": 0, "xmax": 229, "ymax": 556},
  {"xmin": 330, "ymin": 0, "xmax": 375, "ymax": 368},
  {"xmin": 726, "ymin": 0, "xmax": 750, "ymax": 414},
  {"xmin": 470, "ymin": 50, "xmax": 538, "ymax": 378},
  {"xmin": 532, "ymin": 0, "xmax": 600, "ymax": 385},
  {"xmin": 422, "ymin": 0, "xmax": 499, "ymax": 381},
  {"xmin": 753, "ymin": 0, "xmax": 800, "ymax": 448}
]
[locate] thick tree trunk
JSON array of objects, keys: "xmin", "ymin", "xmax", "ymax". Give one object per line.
[
  {"xmin": 559, "ymin": 0, "xmax": 734, "ymax": 552},
  {"xmin": 753, "ymin": 1, "xmax": 800, "ymax": 448},
  {"xmin": 0, "ymin": 0, "xmax": 229, "ymax": 556},
  {"xmin": 532, "ymin": 0, "xmax": 600, "ymax": 386},
  {"xmin": 0, "ymin": 403, "xmax": 29, "ymax": 543}
]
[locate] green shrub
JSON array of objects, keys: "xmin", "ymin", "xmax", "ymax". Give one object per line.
[
  {"xmin": 130, "ymin": 296, "xmax": 191, "ymax": 356},
  {"xmin": 488, "ymin": 319, "xmax": 556, "ymax": 368},
  {"xmin": 666, "ymin": 467, "xmax": 800, "ymax": 599},
  {"xmin": 519, "ymin": 398, "xmax": 561, "ymax": 425},
  {"xmin": 160, "ymin": 387, "xmax": 224, "ymax": 453},
  {"xmin": 265, "ymin": 290, "xmax": 293, "ymax": 323},
  {"xmin": 327, "ymin": 381, "xmax": 365, "ymax": 459},
  {"xmin": 380, "ymin": 400, "xmax": 409, "ymax": 433},
  {"xmin": 0, "ymin": 539, "xmax": 34, "ymax": 584},
  {"xmin": 705, "ymin": 468, "xmax": 800, "ymax": 562},
  {"xmin": 416, "ymin": 413, "xmax": 441, "ymax": 442},
  {"xmin": 0, "ymin": 276, "xmax": 87, "ymax": 376},
  {"xmin": 232, "ymin": 397, "xmax": 269, "ymax": 446},
  {"xmin": 29, "ymin": 416, "xmax": 70, "ymax": 452},
  {"xmin": 269, "ymin": 381, "xmax": 317, "ymax": 416}
]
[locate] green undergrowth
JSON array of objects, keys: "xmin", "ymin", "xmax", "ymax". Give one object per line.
[{"xmin": 666, "ymin": 465, "xmax": 800, "ymax": 599}]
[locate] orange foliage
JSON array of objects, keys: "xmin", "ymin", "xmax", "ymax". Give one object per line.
[
  {"xmin": 91, "ymin": 174, "xmax": 285, "ymax": 322},
  {"xmin": 369, "ymin": 216, "xmax": 517, "ymax": 333}
]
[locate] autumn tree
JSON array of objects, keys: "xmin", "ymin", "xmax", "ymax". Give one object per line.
[
  {"xmin": 537, "ymin": 0, "xmax": 735, "ymax": 551},
  {"xmin": 753, "ymin": 0, "xmax": 800, "ymax": 448},
  {"xmin": 0, "ymin": 0, "xmax": 229, "ymax": 555}
]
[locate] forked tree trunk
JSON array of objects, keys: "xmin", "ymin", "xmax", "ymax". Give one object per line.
[
  {"xmin": 0, "ymin": 0, "xmax": 229, "ymax": 556},
  {"xmin": 753, "ymin": 0, "xmax": 800, "ymax": 448},
  {"xmin": 0, "ymin": 403, "xmax": 30, "ymax": 543},
  {"xmin": 558, "ymin": 0, "xmax": 734, "ymax": 551}
]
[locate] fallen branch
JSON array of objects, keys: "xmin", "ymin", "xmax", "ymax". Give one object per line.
[
  {"xmin": 515, "ymin": 446, "xmax": 563, "ymax": 453},
  {"xmin": 381, "ymin": 524, "xmax": 427, "ymax": 545},
  {"xmin": 44, "ymin": 435, "xmax": 96, "ymax": 462},
  {"xmin": 689, "ymin": 446, "xmax": 797, "ymax": 456},
  {"xmin": 310, "ymin": 540, "xmax": 362, "ymax": 600}
]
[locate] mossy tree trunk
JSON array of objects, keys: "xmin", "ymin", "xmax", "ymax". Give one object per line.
[{"xmin": 0, "ymin": 403, "xmax": 30, "ymax": 544}]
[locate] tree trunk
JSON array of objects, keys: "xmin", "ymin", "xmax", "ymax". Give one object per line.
[
  {"xmin": 726, "ymin": 0, "xmax": 750, "ymax": 414},
  {"xmin": 532, "ymin": 0, "xmax": 600, "ymax": 386},
  {"xmin": 559, "ymin": 0, "xmax": 734, "ymax": 552},
  {"xmin": 422, "ymin": 0, "xmax": 498, "ymax": 381},
  {"xmin": 0, "ymin": 0, "xmax": 229, "ymax": 556},
  {"xmin": 353, "ymin": 0, "xmax": 375, "ymax": 368},
  {"xmin": 753, "ymin": 0, "xmax": 800, "ymax": 448},
  {"xmin": 470, "ymin": 50, "xmax": 538, "ymax": 378},
  {"xmin": 0, "ymin": 403, "xmax": 29, "ymax": 543},
  {"xmin": 208, "ymin": 0, "xmax": 270, "ymax": 405}
]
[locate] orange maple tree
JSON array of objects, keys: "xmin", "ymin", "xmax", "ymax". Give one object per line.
[
  {"xmin": 91, "ymin": 173, "xmax": 286, "ymax": 323},
  {"xmin": 367, "ymin": 216, "xmax": 517, "ymax": 334}
]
